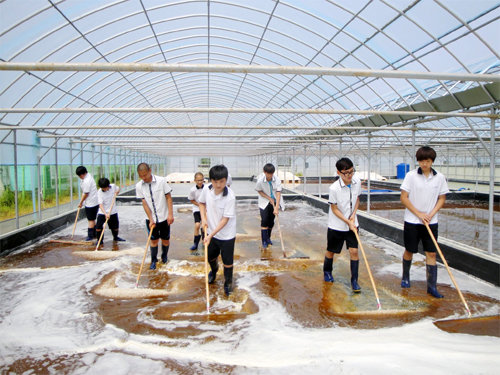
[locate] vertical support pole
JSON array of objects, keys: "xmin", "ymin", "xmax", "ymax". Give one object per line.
[
  {"xmin": 447, "ymin": 146, "xmax": 450, "ymax": 178},
  {"xmin": 411, "ymin": 127, "xmax": 416, "ymax": 171},
  {"xmin": 55, "ymin": 138, "xmax": 59, "ymax": 215},
  {"xmin": 13, "ymin": 130, "xmax": 19, "ymax": 229},
  {"xmin": 475, "ymin": 145, "xmax": 479, "ymax": 192},
  {"xmin": 100, "ymin": 145, "xmax": 103, "ymax": 178},
  {"xmin": 92, "ymin": 145, "xmax": 95, "ymax": 178},
  {"xmin": 318, "ymin": 143, "xmax": 322, "ymax": 197},
  {"xmin": 367, "ymin": 133, "xmax": 372, "ymax": 214},
  {"xmin": 37, "ymin": 155, "xmax": 42, "ymax": 220},
  {"xmin": 303, "ymin": 146, "xmax": 307, "ymax": 194},
  {"xmin": 487, "ymin": 112, "xmax": 495, "ymax": 255},
  {"xmin": 70, "ymin": 142, "xmax": 73, "ymax": 204}
]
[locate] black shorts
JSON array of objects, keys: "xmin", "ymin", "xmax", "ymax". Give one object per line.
[
  {"xmin": 96, "ymin": 213, "xmax": 119, "ymax": 230},
  {"xmin": 207, "ymin": 237, "xmax": 235, "ymax": 266},
  {"xmin": 327, "ymin": 228, "xmax": 358, "ymax": 253},
  {"xmin": 85, "ymin": 205, "xmax": 99, "ymax": 221},
  {"xmin": 259, "ymin": 202, "xmax": 275, "ymax": 228},
  {"xmin": 193, "ymin": 211, "xmax": 201, "ymax": 223},
  {"xmin": 145, "ymin": 219, "xmax": 171, "ymax": 241},
  {"xmin": 404, "ymin": 222, "xmax": 438, "ymax": 253}
]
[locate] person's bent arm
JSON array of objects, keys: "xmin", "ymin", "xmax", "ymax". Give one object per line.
[
  {"xmin": 401, "ymin": 190, "xmax": 428, "ymax": 223},
  {"xmin": 204, "ymin": 217, "xmax": 230, "ymax": 245},
  {"xmin": 166, "ymin": 193, "xmax": 174, "ymax": 225},
  {"xmin": 141, "ymin": 199, "xmax": 155, "ymax": 229}
]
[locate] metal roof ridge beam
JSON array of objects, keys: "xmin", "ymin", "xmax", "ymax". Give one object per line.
[
  {"xmin": 0, "ymin": 62, "xmax": 498, "ymax": 83},
  {"xmin": 0, "ymin": 107, "xmax": 497, "ymax": 118}
]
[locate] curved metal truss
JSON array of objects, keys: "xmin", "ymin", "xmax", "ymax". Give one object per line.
[{"xmin": 0, "ymin": 0, "xmax": 498, "ymax": 156}]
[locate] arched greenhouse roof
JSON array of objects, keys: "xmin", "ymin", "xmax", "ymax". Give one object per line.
[{"xmin": 0, "ymin": 0, "xmax": 499, "ymax": 156}]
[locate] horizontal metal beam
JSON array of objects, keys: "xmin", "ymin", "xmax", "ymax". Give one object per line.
[
  {"xmin": 0, "ymin": 124, "xmax": 492, "ymax": 132},
  {"xmin": 37, "ymin": 134, "xmax": 498, "ymax": 140},
  {"xmin": 0, "ymin": 107, "xmax": 497, "ymax": 119},
  {"xmin": 0, "ymin": 62, "xmax": 498, "ymax": 83}
]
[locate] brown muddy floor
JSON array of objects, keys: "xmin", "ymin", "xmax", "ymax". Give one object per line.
[{"xmin": 1, "ymin": 201, "xmax": 499, "ymax": 373}]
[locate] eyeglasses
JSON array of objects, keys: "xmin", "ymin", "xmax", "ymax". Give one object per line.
[{"xmin": 339, "ymin": 168, "xmax": 355, "ymax": 176}]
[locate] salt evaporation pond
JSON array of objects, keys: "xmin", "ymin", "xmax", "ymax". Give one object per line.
[{"xmin": 0, "ymin": 201, "xmax": 499, "ymax": 374}]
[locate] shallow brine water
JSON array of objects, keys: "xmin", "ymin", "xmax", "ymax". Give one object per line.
[{"xmin": 0, "ymin": 201, "xmax": 499, "ymax": 374}]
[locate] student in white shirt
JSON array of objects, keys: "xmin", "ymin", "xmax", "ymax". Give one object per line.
[
  {"xmin": 199, "ymin": 165, "xmax": 237, "ymax": 296},
  {"xmin": 188, "ymin": 172, "xmax": 205, "ymax": 251},
  {"xmin": 400, "ymin": 146, "xmax": 449, "ymax": 298},
  {"xmin": 255, "ymin": 163, "xmax": 283, "ymax": 249},
  {"xmin": 136, "ymin": 163, "xmax": 174, "ymax": 270},
  {"xmin": 95, "ymin": 177, "xmax": 125, "ymax": 245},
  {"xmin": 76, "ymin": 166, "xmax": 99, "ymax": 241},
  {"xmin": 323, "ymin": 158, "xmax": 362, "ymax": 293}
]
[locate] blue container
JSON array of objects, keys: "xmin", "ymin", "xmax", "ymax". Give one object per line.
[{"xmin": 396, "ymin": 163, "xmax": 410, "ymax": 179}]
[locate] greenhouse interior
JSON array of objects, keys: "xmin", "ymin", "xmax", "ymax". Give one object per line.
[{"xmin": 0, "ymin": 1, "xmax": 499, "ymax": 374}]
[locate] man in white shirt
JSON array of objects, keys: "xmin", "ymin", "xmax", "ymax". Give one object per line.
[
  {"xmin": 95, "ymin": 177, "xmax": 125, "ymax": 245},
  {"xmin": 199, "ymin": 165, "xmax": 236, "ymax": 296},
  {"xmin": 188, "ymin": 172, "xmax": 205, "ymax": 251},
  {"xmin": 255, "ymin": 163, "xmax": 283, "ymax": 249},
  {"xmin": 323, "ymin": 158, "xmax": 362, "ymax": 293},
  {"xmin": 76, "ymin": 166, "xmax": 99, "ymax": 241},
  {"xmin": 136, "ymin": 163, "xmax": 174, "ymax": 270},
  {"xmin": 400, "ymin": 146, "xmax": 449, "ymax": 298}
]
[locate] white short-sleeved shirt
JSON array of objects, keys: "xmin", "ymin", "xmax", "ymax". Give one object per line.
[
  {"xmin": 188, "ymin": 184, "xmax": 204, "ymax": 213},
  {"xmin": 328, "ymin": 176, "xmax": 361, "ymax": 231},
  {"xmin": 135, "ymin": 174, "xmax": 173, "ymax": 223},
  {"xmin": 80, "ymin": 173, "xmax": 98, "ymax": 208},
  {"xmin": 254, "ymin": 173, "xmax": 284, "ymax": 210},
  {"xmin": 199, "ymin": 184, "xmax": 236, "ymax": 240},
  {"xmin": 400, "ymin": 168, "xmax": 449, "ymax": 224},
  {"xmin": 97, "ymin": 184, "xmax": 119, "ymax": 215}
]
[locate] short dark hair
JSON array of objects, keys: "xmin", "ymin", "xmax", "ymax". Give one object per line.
[
  {"xmin": 209, "ymin": 164, "xmax": 228, "ymax": 181},
  {"xmin": 137, "ymin": 162, "xmax": 150, "ymax": 173},
  {"xmin": 98, "ymin": 177, "xmax": 110, "ymax": 189},
  {"xmin": 76, "ymin": 166, "xmax": 87, "ymax": 176},
  {"xmin": 416, "ymin": 146, "xmax": 436, "ymax": 162},
  {"xmin": 194, "ymin": 172, "xmax": 204, "ymax": 180},
  {"xmin": 263, "ymin": 163, "xmax": 275, "ymax": 173},
  {"xmin": 336, "ymin": 157, "xmax": 353, "ymax": 172}
]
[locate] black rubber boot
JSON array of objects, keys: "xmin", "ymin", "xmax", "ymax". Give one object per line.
[
  {"xmin": 323, "ymin": 256, "xmax": 334, "ymax": 282},
  {"xmin": 224, "ymin": 266, "xmax": 233, "ymax": 296},
  {"xmin": 401, "ymin": 259, "xmax": 412, "ymax": 288},
  {"xmin": 426, "ymin": 264, "xmax": 443, "ymax": 298},
  {"xmin": 208, "ymin": 259, "xmax": 219, "ymax": 284},
  {"xmin": 190, "ymin": 235, "xmax": 201, "ymax": 251},
  {"xmin": 267, "ymin": 227, "xmax": 273, "ymax": 246},
  {"xmin": 95, "ymin": 230, "xmax": 103, "ymax": 246},
  {"xmin": 161, "ymin": 245, "xmax": 169, "ymax": 264},
  {"xmin": 350, "ymin": 260, "xmax": 361, "ymax": 293},
  {"xmin": 261, "ymin": 229, "xmax": 269, "ymax": 249},
  {"xmin": 150, "ymin": 246, "xmax": 158, "ymax": 269},
  {"xmin": 112, "ymin": 229, "xmax": 125, "ymax": 241},
  {"xmin": 85, "ymin": 228, "xmax": 93, "ymax": 241}
]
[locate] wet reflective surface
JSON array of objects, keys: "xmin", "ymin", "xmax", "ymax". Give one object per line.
[{"xmin": 0, "ymin": 201, "xmax": 499, "ymax": 374}]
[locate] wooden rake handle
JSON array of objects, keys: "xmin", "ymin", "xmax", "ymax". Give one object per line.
[
  {"xmin": 94, "ymin": 193, "xmax": 118, "ymax": 251},
  {"xmin": 203, "ymin": 225, "xmax": 210, "ymax": 313},
  {"xmin": 424, "ymin": 222, "xmax": 471, "ymax": 317},
  {"xmin": 71, "ymin": 205, "xmax": 82, "ymax": 239},
  {"xmin": 272, "ymin": 202, "xmax": 287, "ymax": 258},
  {"xmin": 135, "ymin": 226, "xmax": 154, "ymax": 288},
  {"xmin": 353, "ymin": 229, "xmax": 382, "ymax": 310}
]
